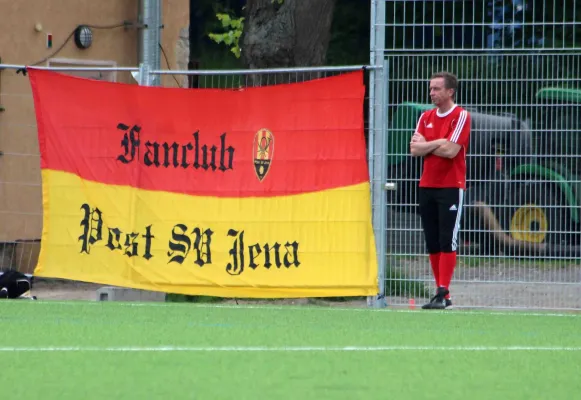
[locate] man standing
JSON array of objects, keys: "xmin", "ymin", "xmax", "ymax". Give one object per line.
[{"xmin": 409, "ymin": 72, "xmax": 471, "ymax": 310}]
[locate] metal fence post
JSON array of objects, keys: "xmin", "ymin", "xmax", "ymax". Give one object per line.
[
  {"xmin": 139, "ymin": 63, "xmax": 152, "ymax": 86},
  {"xmin": 139, "ymin": 0, "xmax": 161, "ymax": 87},
  {"xmin": 377, "ymin": 58, "xmax": 390, "ymax": 307},
  {"xmin": 368, "ymin": 0, "xmax": 387, "ymax": 308}
]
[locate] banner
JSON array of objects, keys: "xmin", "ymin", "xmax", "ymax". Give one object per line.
[{"xmin": 28, "ymin": 68, "xmax": 377, "ymax": 298}]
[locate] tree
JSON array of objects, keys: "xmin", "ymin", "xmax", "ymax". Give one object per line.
[
  {"xmin": 241, "ymin": 0, "xmax": 336, "ymax": 68},
  {"xmin": 240, "ymin": 0, "xmax": 337, "ymax": 85}
]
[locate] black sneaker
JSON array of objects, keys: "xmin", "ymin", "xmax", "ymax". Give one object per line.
[
  {"xmin": 0, "ymin": 288, "xmax": 8, "ymax": 299},
  {"xmin": 422, "ymin": 287, "xmax": 449, "ymax": 309},
  {"xmin": 445, "ymin": 298, "xmax": 453, "ymax": 309}
]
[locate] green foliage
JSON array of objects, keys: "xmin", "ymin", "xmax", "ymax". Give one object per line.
[
  {"xmin": 207, "ymin": 1, "xmax": 284, "ymax": 58},
  {"xmin": 208, "ymin": 12, "xmax": 245, "ymax": 58},
  {"xmin": 384, "ymin": 264, "xmax": 431, "ymax": 299},
  {"xmin": 317, "ymin": 264, "xmax": 429, "ymax": 302},
  {"xmin": 202, "ymin": 0, "xmax": 370, "ymax": 67},
  {"xmin": 165, "ymin": 263, "xmax": 428, "ymax": 304},
  {"xmin": 166, "ymin": 294, "xmax": 223, "ymax": 303},
  {"xmin": 326, "ymin": 0, "xmax": 370, "ymax": 65}
]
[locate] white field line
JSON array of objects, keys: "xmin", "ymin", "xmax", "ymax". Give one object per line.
[
  {"xmin": 0, "ymin": 346, "xmax": 580, "ymax": 352},
  {"xmin": 9, "ymin": 300, "xmax": 581, "ymax": 318}
]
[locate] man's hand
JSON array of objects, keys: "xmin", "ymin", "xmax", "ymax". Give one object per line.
[{"xmin": 411, "ymin": 133, "xmax": 426, "ymax": 143}]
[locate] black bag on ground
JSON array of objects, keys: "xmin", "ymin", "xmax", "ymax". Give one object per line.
[{"xmin": 0, "ymin": 270, "xmax": 35, "ymax": 299}]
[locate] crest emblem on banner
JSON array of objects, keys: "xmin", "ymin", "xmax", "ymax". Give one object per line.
[{"xmin": 253, "ymin": 128, "xmax": 274, "ymax": 182}]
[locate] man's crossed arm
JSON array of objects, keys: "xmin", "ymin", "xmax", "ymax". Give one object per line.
[{"xmin": 409, "ymin": 133, "xmax": 461, "ymax": 159}]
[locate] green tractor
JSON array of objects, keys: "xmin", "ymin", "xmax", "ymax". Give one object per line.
[{"xmin": 386, "ymin": 87, "xmax": 581, "ymax": 257}]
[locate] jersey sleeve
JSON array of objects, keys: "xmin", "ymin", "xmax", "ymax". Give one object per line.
[
  {"xmin": 448, "ymin": 110, "xmax": 471, "ymax": 146},
  {"xmin": 415, "ymin": 112, "xmax": 426, "ymax": 135}
]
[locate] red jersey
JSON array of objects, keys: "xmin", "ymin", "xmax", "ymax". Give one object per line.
[{"xmin": 415, "ymin": 105, "xmax": 471, "ymax": 189}]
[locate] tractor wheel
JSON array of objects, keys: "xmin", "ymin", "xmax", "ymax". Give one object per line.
[
  {"xmin": 507, "ymin": 182, "xmax": 571, "ymax": 246},
  {"xmin": 461, "ymin": 182, "xmax": 510, "ymax": 255}
]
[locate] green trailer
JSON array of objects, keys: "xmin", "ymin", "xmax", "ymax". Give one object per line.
[{"xmin": 386, "ymin": 87, "xmax": 581, "ymax": 256}]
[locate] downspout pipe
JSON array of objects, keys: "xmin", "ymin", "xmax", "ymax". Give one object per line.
[
  {"xmin": 138, "ymin": 0, "xmax": 161, "ymax": 86},
  {"xmin": 188, "ymin": 0, "xmax": 199, "ymax": 88}
]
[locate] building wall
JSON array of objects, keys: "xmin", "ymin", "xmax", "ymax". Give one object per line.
[{"xmin": 0, "ymin": 0, "xmax": 189, "ymax": 272}]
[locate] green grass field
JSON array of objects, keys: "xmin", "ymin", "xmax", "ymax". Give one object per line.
[{"xmin": 2, "ymin": 301, "xmax": 580, "ymax": 399}]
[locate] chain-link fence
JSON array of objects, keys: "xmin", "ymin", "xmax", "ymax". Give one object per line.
[{"xmin": 373, "ymin": 0, "xmax": 581, "ymax": 310}]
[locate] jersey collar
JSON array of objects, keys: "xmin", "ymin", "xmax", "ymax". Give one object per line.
[{"xmin": 436, "ymin": 104, "xmax": 457, "ymax": 117}]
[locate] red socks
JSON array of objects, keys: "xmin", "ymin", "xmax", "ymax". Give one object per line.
[
  {"xmin": 429, "ymin": 252, "xmax": 457, "ymax": 300},
  {"xmin": 439, "ymin": 252, "xmax": 457, "ymax": 299},
  {"xmin": 428, "ymin": 253, "xmax": 440, "ymax": 287}
]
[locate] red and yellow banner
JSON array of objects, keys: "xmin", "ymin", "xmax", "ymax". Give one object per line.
[{"xmin": 28, "ymin": 68, "xmax": 377, "ymax": 298}]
